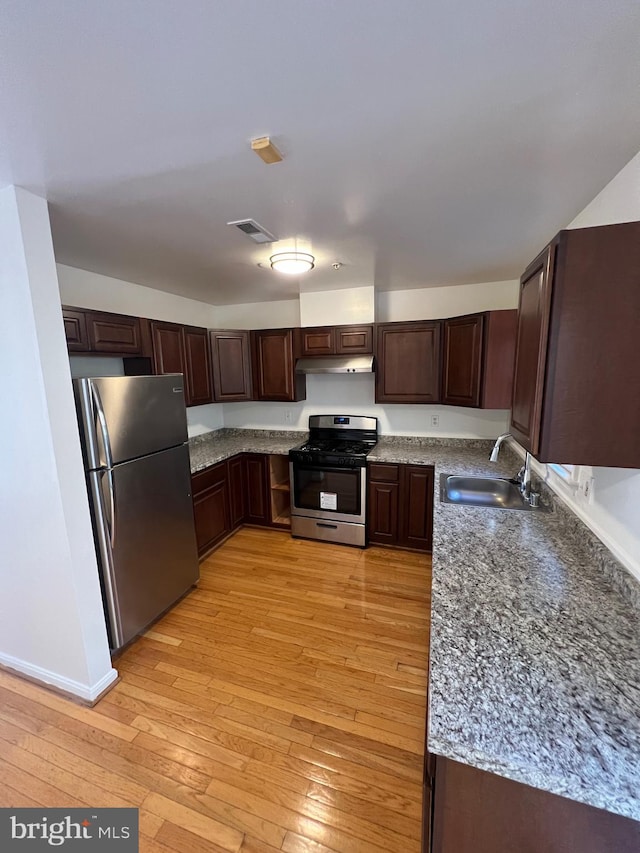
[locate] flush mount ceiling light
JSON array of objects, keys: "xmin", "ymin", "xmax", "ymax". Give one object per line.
[{"xmin": 269, "ymin": 251, "xmax": 315, "ymax": 275}]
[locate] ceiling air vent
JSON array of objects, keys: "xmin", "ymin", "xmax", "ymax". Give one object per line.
[{"xmin": 227, "ymin": 219, "xmax": 277, "ymax": 244}]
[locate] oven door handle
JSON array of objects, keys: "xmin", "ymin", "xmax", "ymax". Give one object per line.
[{"xmin": 291, "ymin": 464, "xmax": 362, "ymax": 474}]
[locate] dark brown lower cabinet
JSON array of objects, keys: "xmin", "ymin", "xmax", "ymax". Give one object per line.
[
  {"xmin": 245, "ymin": 454, "xmax": 270, "ymax": 525},
  {"xmin": 368, "ymin": 463, "xmax": 434, "ymax": 551},
  {"xmin": 426, "ymin": 755, "xmax": 640, "ymax": 853},
  {"xmin": 368, "ymin": 465, "xmax": 400, "ymax": 546},
  {"xmin": 227, "ymin": 455, "xmax": 247, "ymax": 529},
  {"xmin": 191, "ymin": 462, "xmax": 230, "ymax": 558},
  {"xmin": 192, "ymin": 453, "xmax": 281, "ymax": 559}
]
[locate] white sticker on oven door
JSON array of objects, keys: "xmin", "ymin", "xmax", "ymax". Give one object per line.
[{"xmin": 320, "ymin": 492, "xmax": 338, "ymax": 511}]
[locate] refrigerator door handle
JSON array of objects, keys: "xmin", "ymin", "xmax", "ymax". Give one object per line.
[
  {"xmin": 104, "ymin": 469, "xmax": 116, "ymax": 549},
  {"xmin": 89, "ymin": 470, "xmax": 123, "ymax": 647},
  {"xmin": 90, "ymin": 380, "xmax": 113, "ymax": 469}
]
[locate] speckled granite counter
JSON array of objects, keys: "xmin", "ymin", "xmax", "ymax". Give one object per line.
[
  {"xmin": 189, "ymin": 428, "xmax": 305, "ymax": 473},
  {"xmin": 416, "ymin": 442, "xmax": 640, "ymax": 823},
  {"xmin": 189, "ymin": 429, "xmax": 640, "ymax": 820}
]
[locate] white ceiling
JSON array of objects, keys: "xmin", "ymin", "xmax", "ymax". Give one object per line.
[{"xmin": 1, "ymin": 0, "xmax": 639, "ymax": 305}]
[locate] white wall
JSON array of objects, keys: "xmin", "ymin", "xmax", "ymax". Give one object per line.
[
  {"xmin": 57, "ymin": 263, "xmax": 219, "ymax": 327},
  {"xmin": 186, "ymin": 405, "xmax": 225, "ymax": 437},
  {"xmin": 220, "ymin": 278, "xmax": 517, "ymax": 438},
  {"xmin": 568, "ymin": 150, "xmax": 640, "ymax": 229},
  {"xmin": 69, "ymin": 356, "xmax": 125, "ymax": 377},
  {"xmin": 214, "ymin": 299, "xmax": 300, "ymax": 329},
  {"xmin": 377, "ymin": 279, "xmax": 519, "ymax": 321},
  {"xmin": 223, "ymin": 374, "xmax": 509, "ymax": 438},
  {"xmin": 299, "ymin": 286, "xmax": 375, "ymax": 325},
  {"xmin": 0, "ymin": 187, "xmax": 116, "ymax": 700},
  {"xmin": 213, "ymin": 280, "xmax": 519, "ymax": 329},
  {"xmin": 522, "ymin": 149, "xmax": 640, "ymax": 582},
  {"xmin": 59, "ymin": 265, "xmax": 224, "ymax": 436}
]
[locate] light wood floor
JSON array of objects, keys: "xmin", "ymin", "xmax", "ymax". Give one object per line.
[{"xmin": 0, "ymin": 528, "xmax": 431, "ymax": 853}]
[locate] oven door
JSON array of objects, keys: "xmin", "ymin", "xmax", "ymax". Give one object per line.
[{"xmin": 290, "ymin": 461, "xmax": 366, "ymax": 524}]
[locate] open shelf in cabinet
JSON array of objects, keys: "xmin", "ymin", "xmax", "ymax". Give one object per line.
[{"xmin": 269, "ymin": 455, "xmax": 291, "ymax": 527}]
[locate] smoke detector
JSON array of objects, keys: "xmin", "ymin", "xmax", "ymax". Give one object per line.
[{"xmin": 227, "ymin": 219, "xmax": 277, "ymax": 244}]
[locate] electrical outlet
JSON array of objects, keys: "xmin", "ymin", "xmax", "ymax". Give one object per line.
[
  {"xmin": 430, "ymin": 415, "xmax": 440, "ymax": 427},
  {"xmin": 284, "ymin": 410, "xmax": 292, "ymax": 424},
  {"xmin": 582, "ymin": 476, "xmax": 594, "ymax": 503}
]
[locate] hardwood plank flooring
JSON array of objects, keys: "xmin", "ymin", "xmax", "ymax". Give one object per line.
[{"xmin": 0, "ymin": 528, "xmax": 430, "ymax": 852}]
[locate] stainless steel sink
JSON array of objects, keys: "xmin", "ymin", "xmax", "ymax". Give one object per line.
[{"xmin": 439, "ymin": 473, "xmax": 532, "ymax": 510}]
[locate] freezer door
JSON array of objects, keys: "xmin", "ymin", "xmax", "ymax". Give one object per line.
[
  {"xmin": 74, "ymin": 375, "xmax": 188, "ymax": 468},
  {"xmin": 88, "ymin": 443, "xmax": 199, "ymax": 649}
]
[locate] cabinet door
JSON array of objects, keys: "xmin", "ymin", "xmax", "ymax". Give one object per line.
[
  {"xmin": 245, "ymin": 454, "xmax": 269, "ymax": 525},
  {"xmin": 210, "ymin": 330, "xmax": 253, "ymax": 402},
  {"xmin": 368, "ymin": 479, "xmax": 400, "ymax": 546},
  {"xmin": 192, "ymin": 463, "xmax": 230, "ymax": 558},
  {"xmin": 400, "ymin": 465, "xmax": 434, "ymax": 552},
  {"xmin": 151, "ymin": 321, "xmax": 186, "ymax": 376},
  {"xmin": 481, "ymin": 310, "xmax": 518, "ymax": 410},
  {"xmin": 184, "ymin": 327, "xmax": 213, "ymax": 407},
  {"xmin": 442, "ymin": 315, "xmax": 484, "ymax": 407},
  {"xmin": 300, "ymin": 327, "xmax": 335, "ymax": 356},
  {"xmin": 509, "ymin": 244, "xmax": 555, "ymax": 454},
  {"xmin": 227, "ymin": 455, "xmax": 246, "ymax": 529},
  {"xmin": 336, "ymin": 325, "xmax": 373, "ymax": 355},
  {"xmin": 253, "ymin": 329, "xmax": 305, "ymax": 402},
  {"xmin": 376, "ymin": 322, "xmax": 441, "ymax": 403},
  {"xmin": 431, "ymin": 756, "xmax": 640, "ymax": 853},
  {"xmin": 87, "ymin": 311, "xmax": 143, "ymax": 355},
  {"xmin": 62, "ymin": 308, "xmax": 89, "ymax": 352}
]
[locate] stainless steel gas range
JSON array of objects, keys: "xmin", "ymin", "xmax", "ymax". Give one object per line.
[{"xmin": 289, "ymin": 415, "xmax": 378, "ymax": 547}]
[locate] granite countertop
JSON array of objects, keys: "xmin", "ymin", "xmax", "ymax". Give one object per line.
[
  {"xmin": 189, "ymin": 429, "xmax": 640, "ymax": 820},
  {"xmin": 189, "ymin": 428, "xmax": 305, "ymax": 473},
  {"xmin": 425, "ymin": 446, "xmax": 640, "ymax": 823}
]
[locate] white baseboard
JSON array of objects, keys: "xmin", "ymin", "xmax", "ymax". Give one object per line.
[{"xmin": 0, "ymin": 651, "xmax": 118, "ymax": 702}]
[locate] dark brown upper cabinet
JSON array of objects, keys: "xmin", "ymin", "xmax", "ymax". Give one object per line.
[
  {"xmin": 442, "ymin": 314, "xmax": 485, "ymax": 407},
  {"xmin": 510, "ymin": 221, "xmax": 640, "ymax": 468},
  {"xmin": 375, "ymin": 321, "xmax": 441, "ymax": 403},
  {"xmin": 150, "ymin": 321, "xmax": 213, "ymax": 408},
  {"xmin": 62, "ymin": 306, "xmax": 143, "ymax": 356},
  {"xmin": 336, "ymin": 325, "xmax": 373, "ymax": 355},
  {"xmin": 210, "ymin": 330, "xmax": 253, "ymax": 402},
  {"xmin": 442, "ymin": 310, "xmax": 517, "ymax": 409},
  {"xmin": 183, "ymin": 327, "xmax": 213, "ymax": 407},
  {"xmin": 300, "ymin": 327, "xmax": 335, "ymax": 356},
  {"xmin": 299, "ymin": 324, "xmax": 374, "ymax": 357},
  {"xmin": 252, "ymin": 328, "xmax": 306, "ymax": 402},
  {"xmin": 151, "ymin": 321, "xmax": 186, "ymax": 375},
  {"xmin": 86, "ymin": 311, "xmax": 143, "ymax": 355},
  {"xmin": 62, "ymin": 308, "xmax": 89, "ymax": 352}
]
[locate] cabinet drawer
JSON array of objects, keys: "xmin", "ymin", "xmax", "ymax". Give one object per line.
[
  {"xmin": 369, "ymin": 463, "xmax": 400, "ymax": 482},
  {"xmin": 192, "ymin": 461, "xmax": 227, "ymax": 496}
]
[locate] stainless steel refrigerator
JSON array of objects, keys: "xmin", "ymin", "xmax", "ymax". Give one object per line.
[{"xmin": 73, "ymin": 374, "xmax": 199, "ymax": 651}]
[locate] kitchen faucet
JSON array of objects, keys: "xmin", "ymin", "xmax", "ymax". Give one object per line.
[{"xmin": 490, "ymin": 433, "xmax": 534, "ymax": 503}]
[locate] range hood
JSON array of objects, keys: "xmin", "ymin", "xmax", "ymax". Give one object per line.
[{"xmin": 295, "ymin": 355, "xmax": 374, "ymax": 375}]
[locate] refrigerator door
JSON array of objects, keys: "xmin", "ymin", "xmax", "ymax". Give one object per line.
[
  {"xmin": 88, "ymin": 443, "xmax": 199, "ymax": 649},
  {"xmin": 74, "ymin": 375, "xmax": 188, "ymax": 469}
]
